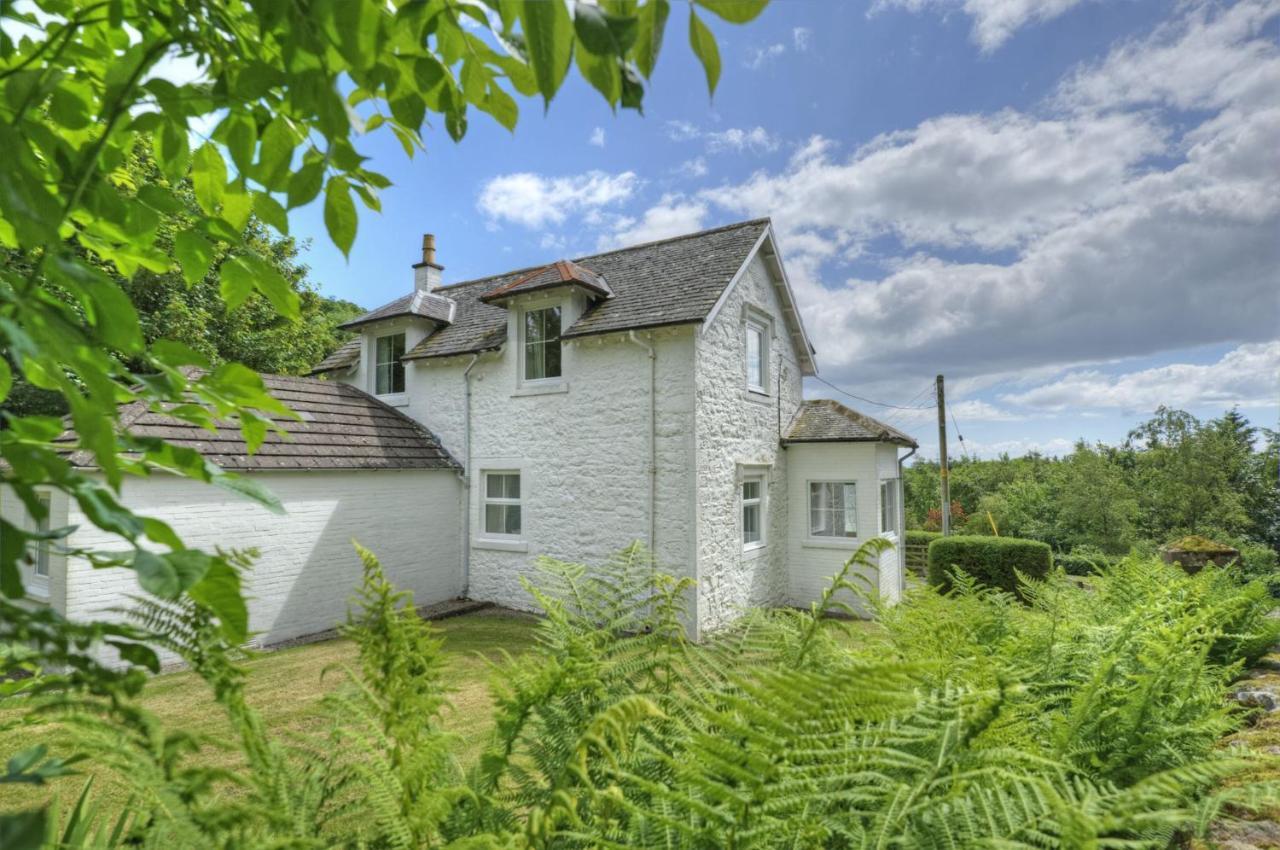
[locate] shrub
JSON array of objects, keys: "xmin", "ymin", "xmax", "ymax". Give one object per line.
[
  {"xmin": 1056, "ymin": 545, "xmax": 1119, "ymax": 576},
  {"xmin": 905, "ymin": 530, "xmax": 941, "ymax": 547},
  {"xmin": 927, "ymin": 534, "xmax": 1052, "ymax": 596}
]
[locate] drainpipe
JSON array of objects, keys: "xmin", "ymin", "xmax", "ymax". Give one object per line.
[
  {"xmin": 460, "ymin": 353, "xmax": 480, "ymax": 596},
  {"xmin": 896, "ymin": 445, "xmax": 917, "ymax": 600},
  {"xmin": 626, "ymin": 331, "xmax": 657, "ymax": 553}
]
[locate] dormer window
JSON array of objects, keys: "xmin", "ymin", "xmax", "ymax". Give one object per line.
[
  {"xmin": 523, "ymin": 306, "xmax": 562, "ymax": 381},
  {"xmin": 374, "ymin": 332, "xmax": 405, "ymax": 395}
]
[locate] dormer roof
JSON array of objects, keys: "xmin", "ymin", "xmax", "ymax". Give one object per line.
[
  {"xmin": 338, "ymin": 289, "xmax": 456, "ymax": 331},
  {"xmin": 479, "ymin": 259, "xmax": 612, "ymax": 304}
]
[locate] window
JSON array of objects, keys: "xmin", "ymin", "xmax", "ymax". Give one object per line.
[
  {"xmin": 880, "ymin": 480, "xmax": 900, "ymax": 536},
  {"xmin": 742, "ymin": 475, "xmax": 765, "ymax": 548},
  {"xmin": 482, "ymin": 472, "xmax": 522, "ymax": 537},
  {"xmin": 30, "ymin": 493, "xmax": 50, "ymax": 578},
  {"xmin": 523, "ymin": 306, "xmax": 562, "ymax": 381},
  {"xmin": 810, "ymin": 481, "xmax": 857, "ymax": 538},
  {"xmin": 374, "ymin": 333, "xmax": 405, "ymax": 395},
  {"xmin": 745, "ymin": 319, "xmax": 767, "ymax": 392}
]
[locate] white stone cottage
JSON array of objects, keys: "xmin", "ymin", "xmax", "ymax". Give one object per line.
[{"xmin": 6, "ymin": 219, "xmax": 916, "ymax": 644}]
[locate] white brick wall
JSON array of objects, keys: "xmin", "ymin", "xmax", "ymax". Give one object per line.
[
  {"xmin": 693, "ymin": 254, "xmax": 804, "ymax": 633},
  {"xmin": 60, "ymin": 470, "xmax": 462, "ymax": 647}
]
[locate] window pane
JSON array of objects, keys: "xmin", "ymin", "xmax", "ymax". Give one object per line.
[
  {"xmin": 505, "ymin": 474, "xmax": 520, "ymax": 499},
  {"xmin": 743, "ymin": 504, "xmax": 760, "ymax": 543},
  {"xmin": 486, "ymin": 475, "xmax": 504, "ymax": 499},
  {"xmin": 743, "ymin": 479, "xmax": 760, "ymax": 501},
  {"xmin": 484, "ymin": 504, "xmax": 504, "ymax": 535},
  {"xmin": 746, "ymin": 326, "xmax": 762, "ymax": 388},
  {"xmin": 505, "ymin": 505, "xmax": 522, "ymax": 535},
  {"xmin": 524, "ymin": 308, "xmax": 562, "ymax": 380},
  {"xmin": 375, "ymin": 334, "xmax": 405, "ymax": 394}
]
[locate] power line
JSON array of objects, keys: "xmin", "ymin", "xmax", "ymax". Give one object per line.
[
  {"xmin": 951, "ymin": 410, "xmax": 970, "ymax": 461},
  {"xmin": 882, "ymin": 382, "xmax": 938, "ymax": 428},
  {"xmin": 812, "ymin": 375, "xmax": 938, "ymax": 412}
]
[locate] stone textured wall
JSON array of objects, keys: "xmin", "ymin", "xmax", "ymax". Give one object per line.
[
  {"xmin": 389, "ymin": 293, "xmax": 697, "ymax": 616},
  {"xmin": 694, "ymin": 254, "xmax": 804, "ymax": 633},
  {"xmin": 783, "ymin": 442, "xmax": 887, "ymax": 615},
  {"xmin": 61, "ymin": 470, "xmax": 462, "ymax": 649}
]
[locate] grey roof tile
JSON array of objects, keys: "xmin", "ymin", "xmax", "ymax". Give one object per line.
[
  {"xmin": 365, "ymin": 218, "xmax": 771, "ymax": 361},
  {"xmin": 339, "ymin": 290, "xmax": 456, "ymax": 330},
  {"xmin": 311, "ymin": 337, "xmax": 360, "ymax": 374},
  {"xmin": 58, "ymin": 374, "xmax": 459, "ymax": 472},
  {"xmin": 783, "ymin": 399, "xmax": 918, "ymax": 447}
]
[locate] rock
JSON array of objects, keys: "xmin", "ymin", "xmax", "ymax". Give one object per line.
[
  {"xmin": 1207, "ymin": 818, "xmax": 1280, "ymax": 850},
  {"xmin": 1230, "ymin": 689, "xmax": 1279, "ymax": 711}
]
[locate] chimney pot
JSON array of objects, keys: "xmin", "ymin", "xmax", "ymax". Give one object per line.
[
  {"xmin": 414, "ymin": 233, "xmax": 442, "ymax": 293},
  {"xmin": 422, "ymin": 233, "xmax": 436, "ymax": 265}
]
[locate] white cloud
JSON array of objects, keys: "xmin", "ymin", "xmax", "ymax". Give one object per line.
[
  {"xmin": 588, "ymin": 126, "xmax": 606, "ymax": 147},
  {"xmin": 703, "ymin": 111, "xmax": 1166, "ymax": 250},
  {"xmin": 745, "ymin": 43, "xmax": 786, "ymax": 69},
  {"xmin": 477, "ymin": 170, "xmax": 639, "ymax": 229},
  {"xmin": 599, "ymin": 195, "xmax": 708, "ymax": 250},
  {"xmin": 1000, "ymin": 343, "xmax": 1280, "ymax": 412},
  {"xmin": 871, "ymin": 0, "xmax": 1091, "ymax": 52},
  {"xmin": 793, "ymin": 27, "xmax": 813, "ymax": 51},
  {"xmin": 665, "ymin": 121, "xmax": 780, "ymax": 155},
  {"xmin": 701, "ymin": 1, "xmax": 1280, "ymax": 389},
  {"xmin": 675, "ymin": 157, "xmax": 709, "ymax": 178}
]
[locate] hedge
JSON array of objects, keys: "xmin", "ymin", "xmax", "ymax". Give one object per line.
[
  {"xmin": 1056, "ymin": 551, "xmax": 1117, "ymax": 576},
  {"xmin": 927, "ymin": 535, "xmax": 1053, "ymax": 597},
  {"xmin": 906, "ymin": 530, "xmax": 941, "ymax": 547}
]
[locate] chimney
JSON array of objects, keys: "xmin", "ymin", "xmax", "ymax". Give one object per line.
[{"xmin": 413, "ymin": 233, "xmax": 443, "ymax": 292}]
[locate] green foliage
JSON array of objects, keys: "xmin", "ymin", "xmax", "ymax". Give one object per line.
[
  {"xmin": 14, "ymin": 543, "xmax": 1277, "ymax": 849},
  {"xmin": 904, "ymin": 529, "xmax": 940, "ymax": 547},
  {"xmin": 927, "ymin": 534, "xmax": 1053, "ymax": 596},
  {"xmin": 1, "ymin": 0, "xmax": 762, "ymax": 840}
]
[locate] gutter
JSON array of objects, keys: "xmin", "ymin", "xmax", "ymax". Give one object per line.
[
  {"xmin": 626, "ymin": 331, "xmax": 657, "ymax": 553},
  {"xmin": 460, "ymin": 353, "xmax": 480, "ymax": 596}
]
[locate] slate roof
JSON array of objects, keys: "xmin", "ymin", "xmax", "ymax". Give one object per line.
[
  {"xmin": 480, "ymin": 259, "xmax": 613, "ymax": 303},
  {"xmin": 338, "ymin": 289, "xmax": 456, "ymax": 330},
  {"xmin": 311, "ymin": 337, "xmax": 360, "ymax": 374},
  {"xmin": 783, "ymin": 399, "xmax": 917, "ymax": 447},
  {"xmin": 359, "ymin": 218, "xmax": 774, "ymax": 361},
  {"xmin": 58, "ymin": 374, "xmax": 459, "ymax": 471}
]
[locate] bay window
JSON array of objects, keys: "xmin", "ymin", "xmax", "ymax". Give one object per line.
[
  {"xmin": 810, "ymin": 481, "xmax": 857, "ymax": 538},
  {"xmin": 880, "ymin": 479, "xmax": 900, "ymax": 536}
]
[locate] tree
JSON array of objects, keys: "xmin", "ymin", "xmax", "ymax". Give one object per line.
[
  {"xmin": 0, "ymin": 0, "xmax": 768, "ymax": 834},
  {"xmin": 1052, "ymin": 440, "xmax": 1138, "ymax": 554}
]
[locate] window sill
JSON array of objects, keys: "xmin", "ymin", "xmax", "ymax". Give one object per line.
[
  {"xmin": 802, "ymin": 537, "xmax": 860, "ymax": 550},
  {"xmin": 742, "ymin": 542, "xmax": 767, "ymax": 559},
  {"xmin": 512, "ymin": 381, "xmax": 568, "ymax": 398},
  {"xmin": 743, "ymin": 389, "xmax": 772, "ymax": 406},
  {"xmin": 376, "ymin": 392, "xmax": 409, "ymax": 408},
  {"xmin": 473, "ymin": 538, "xmax": 528, "ymax": 553}
]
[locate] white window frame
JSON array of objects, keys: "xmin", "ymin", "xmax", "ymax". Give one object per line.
[
  {"xmin": 741, "ymin": 473, "xmax": 766, "ymax": 551},
  {"xmin": 880, "ymin": 479, "xmax": 901, "ymax": 538},
  {"xmin": 22, "ymin": 492, "xmax": 52, "ymax": 597},
  {"xmin": 808, "ymin": 480, "xmax": 858, "ymax": 540},
  {"xmin": 745, "ymin": 317, "xmax": 768, "ymax": 394},
  {"xmin": 480, "ymin": 470, "xmax": 523, "ymax": 540},
  {"xmin": 520, "ymin": 304, "xmax": 563, "ymax": 385},
  {"xmin": 373, "ymin": 331, "xmax": 406, "ymax": 396}
]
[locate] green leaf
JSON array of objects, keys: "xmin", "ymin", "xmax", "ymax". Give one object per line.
[
  {"xmin": 0, "ymin": 808, "xmax": 45, "ymax": 850},
  {"xmin": 188, "ymin": 559, "xmax": 249, "ymax": 643},
  {"xmin": 257, "ymin": 116, "xmax": 295, "ymax": 190},
  {"xmin": 634, "ymin": 0, "xmax": 669, "ymax": 78},
  {"xmin": 324, "ymin": 177, "xmax": 357, "ymax": 258},
  {"xmin": 231, "ymin": 253, "xmax": 300, "ymax": 320},
  {"xmin": 0, "ymin": 356, "xmax": 11, "ymax": 405},
  {"xmin": 253, "ymin": 192, "xmax": 289, "ymax": 234},
  {"xmin": 220, "ymin": 186, "xmax": 253, "ymax": 232},
  {"xmin": 133, "ymin": 549, "xmax": 211, "ymax": 599},
  {"xmin": 223, "ymin": 112, "xmax": 258, "ymax": 174},
  {"xmin": 191, "ymin": 144, "xmax": 228, "ymax": 216},
  {"xmin": 153, "ymin": 119, "xmax": 189, "ymax": 181},
  {"xmin": 575, "ymin": 45, "xmax": 620, "ymax": 107},
  {"xmin": 173, "ymin": 229, "xmax": 215, "ymax": 286},
  {"xmin": 520, "ymin": 0, "xmax": 573, "ymax": 104},
  {"xmin": 687, "ymin": 8, "xmax": 720, "ymax": 95},
  {"xmin": 218, "ymin": 256, "xmax": 256, "ymax": 312},
  {"xmin": 694, "ymin": 0, "xmax": 768, "ymax": 23},
  {"xmin": 287, "ymin": 160, "xmax": 325, "ymax": 209},
  {"xmin": 574, "ymin": 3, "xmax": 618, "ymax": 54}
]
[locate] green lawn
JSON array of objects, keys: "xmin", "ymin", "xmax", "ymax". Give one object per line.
[{"xmin": 0, "ymin": 609, "xmax": 539, "ymax": 816}]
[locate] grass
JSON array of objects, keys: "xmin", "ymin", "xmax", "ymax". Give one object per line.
[{"xmin": 0, "ymin": 608, "xmax": 539, "ymax": 816}]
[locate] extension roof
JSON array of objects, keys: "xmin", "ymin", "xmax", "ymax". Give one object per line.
[
  {"xmin": 57, "ymin": 374, "xmax": 459, "ymax": 472},
  {"xmin": 783, "ymin": 399, "xmax": 918, "ymax": 448},
  {"xmin": 338, "ymin": 288, "xmax": 456, "ymax": 330},
  {"xmin": 311, "ymin": 219, "xmax": 816, "ymax": 372}
]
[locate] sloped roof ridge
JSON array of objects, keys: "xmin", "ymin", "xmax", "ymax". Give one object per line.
[{"xmin": 431, "ymin": 217, "xmax": 772, "ymax": 295}]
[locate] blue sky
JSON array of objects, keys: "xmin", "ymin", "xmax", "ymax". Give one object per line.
[{"xmin": 288, "ymin": 0, "xmax": 1280, "ymax": 459}]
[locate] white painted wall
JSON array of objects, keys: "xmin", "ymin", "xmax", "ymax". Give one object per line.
[
  {"xmin": 381, "ymin": 286, "xmax": 698, "ymax": 619},
  {"xmin": 693, "ymin": 253, "xmax": 804, "ymax": 633},
  {"xmin": 59, "ymin": 470, "xmax": 462, "ymax": 648},
  {"xmin": 785, "ymin": 442, "xmax": 903, "ymax": 615}
]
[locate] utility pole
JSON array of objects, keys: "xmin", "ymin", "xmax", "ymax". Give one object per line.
[{"xmin": 936, "ymin": 374, "xmax": 950, "ymax": 535}]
